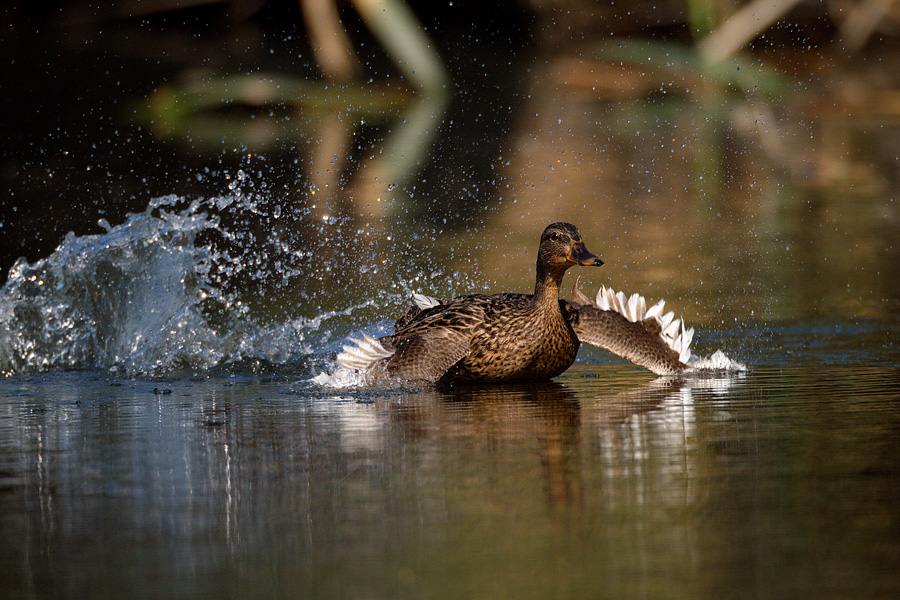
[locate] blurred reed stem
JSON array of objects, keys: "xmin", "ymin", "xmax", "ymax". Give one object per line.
[{"xmin": 685, "ymin": 0, "xmax": 718, "ymax": 39}]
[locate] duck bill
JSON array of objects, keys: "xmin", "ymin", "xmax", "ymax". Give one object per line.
[{"xmin": 567, "ymin": 244, "xmax": 604, "ymax": 267}]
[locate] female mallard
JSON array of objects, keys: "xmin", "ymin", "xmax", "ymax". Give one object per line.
[{"xmin": 338, "ymin": 222, "xmax": 694, "ymax": 383}]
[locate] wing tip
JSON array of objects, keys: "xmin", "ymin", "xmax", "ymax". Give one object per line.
[{"xmin": 337, "ymin": 333, "xmax": 395, "ymax": 372}]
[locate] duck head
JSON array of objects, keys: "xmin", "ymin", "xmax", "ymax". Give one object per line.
[{"xmin": 538, "ymin": 222, "xmax": 604, "ymax": 270}]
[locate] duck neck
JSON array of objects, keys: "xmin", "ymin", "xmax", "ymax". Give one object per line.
[{"xmin": 532, "ymin": 262, "xmax": 568, "ymax": 310}]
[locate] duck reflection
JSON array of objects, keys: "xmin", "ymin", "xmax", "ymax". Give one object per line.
[
  {"xmin": 367, "ymin": 376, "xmax": 710, "ymax": 511},
  {"xmin": 441, "ymin": 381, "xmax": 585, "ymax": 510}
]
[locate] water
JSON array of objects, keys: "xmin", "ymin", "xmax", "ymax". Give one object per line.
[
  {"xmin": 1, "ymin": 341, "xmax": 898, "ymax": 599},
  {"xmin": 4, "ymin": 10, "xmax": 900, "ymax": 598}
]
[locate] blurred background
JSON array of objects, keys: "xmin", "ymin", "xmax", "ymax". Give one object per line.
[{"xmin": 2, "ymin": 0, "xmax": 899, "ymax": 325}]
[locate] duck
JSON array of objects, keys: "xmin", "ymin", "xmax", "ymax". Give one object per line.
[{"xmin": 337, "ymin": 222, "xmax": 694, "ymax": 383}]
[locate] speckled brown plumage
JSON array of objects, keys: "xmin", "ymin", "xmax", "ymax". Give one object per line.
[{"xmin": 375, "ymin": 222, "xmax": 603, "ymax": 383}]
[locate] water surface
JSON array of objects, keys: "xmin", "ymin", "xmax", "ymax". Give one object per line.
[{"xmin": 2, "ymin": 318, "xmax": 898, "ymax": 599}]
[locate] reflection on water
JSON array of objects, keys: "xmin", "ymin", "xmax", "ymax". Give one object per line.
[{"xmin": 2, "ymin": 324, "xmax": 898, "ymax": 598}]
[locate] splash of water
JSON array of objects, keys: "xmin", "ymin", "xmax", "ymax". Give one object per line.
[
  {"xmin": 0, "ymin": 191, "xmax": 405, "ymax": 377},
  {"xmin": 2, "ymin": 197, "xmax": 229, "ymax": 375},
  {"xmin": 686, "ymin": 349, "xmax": 747, "ymax": 372}
]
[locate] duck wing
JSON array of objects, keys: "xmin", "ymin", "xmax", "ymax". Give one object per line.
[
  {"xmin": 567, "ymin": 277, "xmax": 692, "ymax": 375},
  {"xmin": 339, "ymin": 296, "xmax": 487, "ymax": 383},
  {"xmin": 380, "ymin": 326, "xmax": 473, "ymax": 381}
]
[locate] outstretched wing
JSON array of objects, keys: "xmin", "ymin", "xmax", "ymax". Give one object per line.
[
  {"xmin": 380, "ymin": 327, "xmax": 473, "ymax": 382},
  {"xmin": 570, "ymin": 305, "xmax": 686, "ymax": 375},
  {"xmin": 339, "ymin": 296, "xmax": 486, "ymax": 383},
  {"xmin": 568, "ymin": 277, "xmax": 692, "ymax": 375},
  {"xmin": 383, "ymin": 297, "xmax": 488, "ymax": 381}
]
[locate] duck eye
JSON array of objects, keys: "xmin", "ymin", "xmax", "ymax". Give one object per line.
[{"xmin": 550, "ymin": 232, "xmax": 560, "ymax": 241}]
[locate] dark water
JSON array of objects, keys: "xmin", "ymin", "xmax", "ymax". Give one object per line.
[{"xmin": 2, "ymin": 319, "xmax": 899, "ymax": 599}]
